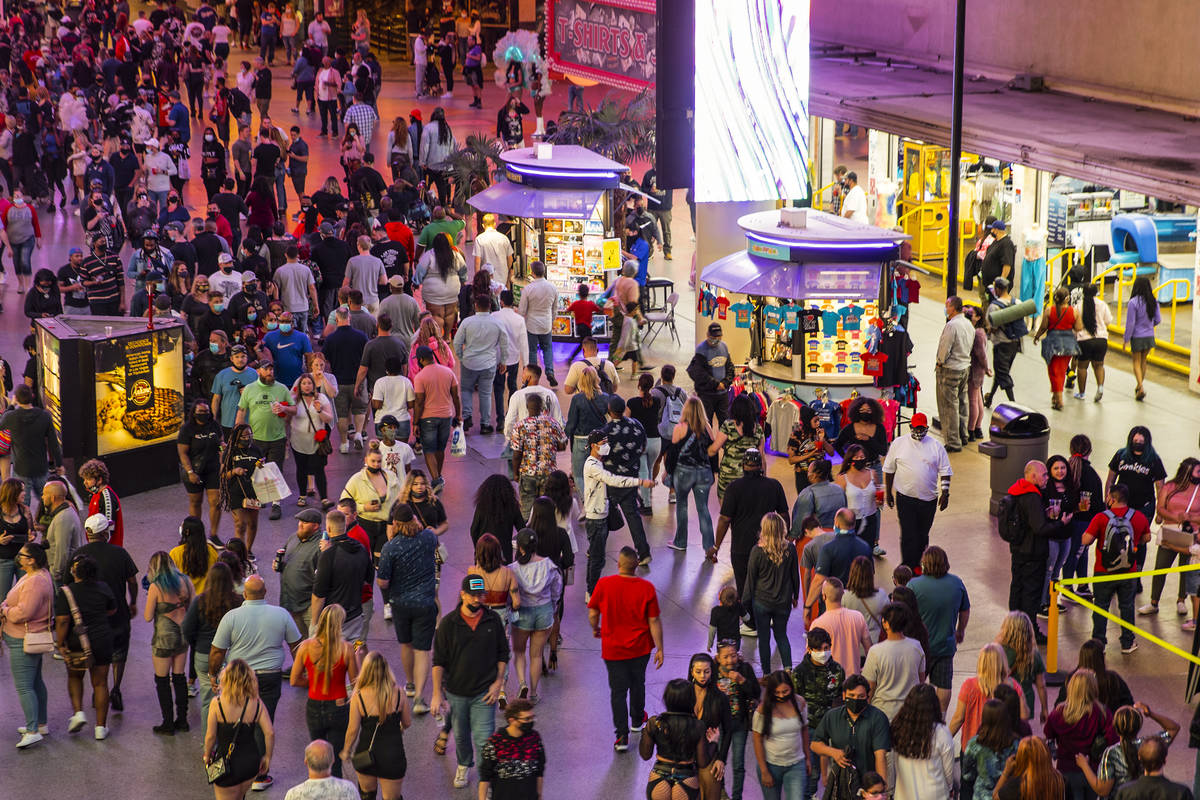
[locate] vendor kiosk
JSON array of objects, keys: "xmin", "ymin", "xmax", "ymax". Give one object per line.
[
  {"xmin": 35, "ymin": 315, "xmax": 187, "ymax": 496},
  {"xmin": 467, "ymin": 144, "xmax": 626, "ymax": 340}
]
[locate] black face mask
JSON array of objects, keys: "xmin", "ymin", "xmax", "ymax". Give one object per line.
[
  {"xmin": 411, "ymin": 488, "xmax": 427, "ymax": 498},
  {"xmin": 366, "ymin": 466, "xmax": 382, "ymax": 474},
  {"xmin": 845, "ymin": 697, "xmax": 868, "ymax": 714},
  {"xmin": 518, "ymin": 721, "xmax": 535, "ymax": 734},
  {"xmin": 464, "ymin": 602, "xmax": 482, "ymax": 614},
  {"xmin": 195, "ymin": 411, "xmax": 212, "ymax": 423}
]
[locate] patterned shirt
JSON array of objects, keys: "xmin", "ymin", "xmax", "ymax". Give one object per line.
[
  {"xmin": 509, "ymin": 413, "xmax": 567, "ymax": 479},
  {"xmin": 342, "ymin": 102, "xmax": 379, "ymax": 144},
  {"xmin": 601, "ymin": 416, "xmax": 646, "ymax": 478},
  {"xmin": 478, "ymin": 729, "xmax": 545, "ymax": 796},
  {"xmin": 791, "ymin": 653, "xmax": 846, "ymax": 730},
  {"xmin": 376, "ymin": 528, "xmax": 439, "ymax": 607}
]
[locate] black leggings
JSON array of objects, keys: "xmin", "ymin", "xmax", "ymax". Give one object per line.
[
  {"xmin": 292, "ymin": 448, "xmax": 328, "ymax": 499},
  {"xmin": 647, "ymin": 761, "xmax": 700, "ymax": 800}
]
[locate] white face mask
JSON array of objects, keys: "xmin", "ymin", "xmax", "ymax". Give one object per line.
[
  {"xmin": 810, "ymin": 650, "xmax": 832, "ymax": 665},
  {"xmin": 598, "ymin": 443, "xmax": 611, "ymax": 456}
]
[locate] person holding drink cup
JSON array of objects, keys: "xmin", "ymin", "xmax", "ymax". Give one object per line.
[
  {"xmin": 1063, "ymin": 435, "xmax": 1105, "ymax": 601},
  {"xmin": 836, "ymin": 444, "xmax": 885, "ymax": 557},
  {"xmin": 219, "ymin": 423, "xmax": 265, "ymax": 556},
  {"xmin": 786, "ymin": 407, "xmax": 834, "ymax": 494},
  {"xmin": 1040, "ymin": 455, "xmax": 1078, "ymax": 616}
]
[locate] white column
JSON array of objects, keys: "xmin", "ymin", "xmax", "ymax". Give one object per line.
[{"xmin": 1190, "ymin": 207, "xmax": 1200, "ymax": 394}]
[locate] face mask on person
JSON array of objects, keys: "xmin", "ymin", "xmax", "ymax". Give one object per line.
[
  {"xmin": 213, "ymin": 302, "xmax": 225, "ymax": 313},
  {"xmin": 209, "ymin": 342, "xmax": 220, "ymax": 354},
  {"xmin": 844, "ymin": 697, "xmax": 868, "ymax": 714},
  {"xmin": 852, "ymin": 459, "xmax": 867, "ymax": 470},
  {"xmin": 247, "ymin": 311, "xmax": 257, "ymax": 322},
  {"xmin": 706, "ymin": 337, "xmax": 719, "ymax": 347},
  {"xmin": 598, "ymin": 443, "xmax": 611, "ymax": 456},
  {"xmin": 464, "ymin": 601, "xmax": 482, "ymax": 614},
  {"xmin": 411, "ymin": 486, "xmax": 427, "ymax": 498},
  {"xmin": 12, "ymin": 194, "xmax": 24, "ymax": 205},
  {"xmin": 266, "ymin": 321, "xmax": 278, "ymax": 331},
  {"xmin": 911, "ymin": 428, "xmax": 928, "ymax": 442},
  {"xmin": 518, "ymin": 720, "xmax": 535, "ymax": 734},
  {"xmin": 279, "ymin": 322, "xmax": 293, "ymax": 333},
  {"xmin": 1131, "ymin": 440, "xmax": 1146, "ymax": 454},
  {"xmin": 204, "ymin": 134, "xmax": 214, "ymax": 142},
  {"xmin": 366, "ymin": 465, "xmax": 382, "ymax": 474},
  {"xmin": 810, "ymin": 650, "xmax": 832, "ymax": 665}
]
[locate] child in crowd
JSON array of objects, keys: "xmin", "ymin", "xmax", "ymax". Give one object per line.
[
  {"xmin": 793, "ymin": 514, "xmax": 822, "ymax": 627},
  {"xmin": 859, "ymin": 772, "xmax": 888, "ymax": 800},
  {"xmin": 791, "ymin": 627, "xmax": 845, "ymax": 800},
  {"xmin": 610, "ymin": 301, "xmax": 645, "ymax": 370},
  {"xmin": 892, "ymin": 564, "xmax": 914, "ymax": 589},
  {"xmin": 708, "ymin": 585, "xmax": 742, "ymax": 651},
  {"xmin": 565, "ymin": 283, "xmax": 604, "ymax": 362},
  {"xmin": 376, "ymin": 414, "xmax": 415, "ymax": 486}
]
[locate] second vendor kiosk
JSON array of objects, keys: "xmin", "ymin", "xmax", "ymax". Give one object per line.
[{"xmin": 467, "ymin": 144, "xmax": 626, "ymax": 339}]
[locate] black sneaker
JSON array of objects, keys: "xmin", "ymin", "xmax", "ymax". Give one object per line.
[
  {"xmin": 1036, "ymin": 605, "xmax": 1051, "ymax": 619},
  {"xmin": 110, "ymin": 688, "xmax": 124, "ymax": 712},
  {"xmin": 614, "ymin": 735, "xmax": 629, "ymax": 752},
  {"xmin": 479, "ymin": 424, "xmax": 494, "ymax": 435},
  {"xmin": 208, "ymin": 534, "xmax": 224, "ymax": 547},
  {"xmin": 630, "ymin": 713, "xmax": 648, "ymax": 732},
  {"xmin": 152, "ymin": 722, "xmax": 175, "ymax": 736},
  {"xmin": 547, "ymin": 377, "xmax": 558, "ymax": 388},
  {"xmin": 269, "ymin": 504, "xmax": 282, "ymax": 521}
]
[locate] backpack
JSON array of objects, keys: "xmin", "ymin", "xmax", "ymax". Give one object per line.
[
  {"xmin": 584, "ymin": 358, "xmax": 614, "ymax": 395},
  {"xmin": 1099, "ymin": 509, "xmax": 1136, "ymax": 571},
  {"xmin": 996, "ymin": 493, "xmax": 1025, "ymax": 544},
  {"xmin": 226, "ymin": 88, "xmax": 251, "ymax": 120},
  {"xmin": 656, "ymin": 385, "xmax": 685, "ymax": 439}
]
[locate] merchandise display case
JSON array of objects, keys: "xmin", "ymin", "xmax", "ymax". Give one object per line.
[{"xmin": 35, "ymin": 316, "xmax": 187, "ymax": 495}]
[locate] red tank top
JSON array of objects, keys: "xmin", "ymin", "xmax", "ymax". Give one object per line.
[{"xmin": 304, "ymin": 651, "xmax": 349, "ymax": 701}]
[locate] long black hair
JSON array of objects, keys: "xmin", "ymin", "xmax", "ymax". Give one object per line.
[
  {"xmin": 890, "ymin": 683, "xmax": 943, "ymax": 759},
  {"xmin": 178, "ymin": 516, "xmax": 210, "ymax": 581},
  {"xmin": 219, "ymin": 423, "xmax": 255, "ymax": 512},
  {"xmin": 432, "ymin": 232, "xmax": 454, "ymax": 280},
  {"xmin": 653, "ymin": 679, "xmax": 705, "ymax": 762},
  {"xmin": 728, "ymin": 393, "xmax": 758, "ymax": 435},
  {"xmin": 1121, "ymin": 425, "xmax": 1157, "ymax": 465},
  {"xmin": 1081, "ymin": 284, "xmax": 1099, "ymax": 336},
  {"xmin": 473, "ymin": 474, "xmax": 520, "ymax": 534},
  {"xmin": 687, "ymin": 652, "xmax": 726, "ymax": 726},
  {"xmin": 541, "ymin": 470, "xmax": 574, "ymax": 520},
  {"xmin": 756, "ymin": 670, "xmax": 804, "ymax": 738},
  {"xmin": 431, "ymin": 106, "xmax": 451, "ymax": 145},
  {"xmin": 1130, "ymin": 276, "xmax": 1158, "ymax": 313}
]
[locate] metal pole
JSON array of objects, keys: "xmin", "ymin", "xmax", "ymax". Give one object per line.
[{"xmin": 946, "ymin": 0, "xmax": 966, "ymax": 297}]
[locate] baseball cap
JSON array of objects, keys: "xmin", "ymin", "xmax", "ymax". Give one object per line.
[
  {"xmin": 741, "ymin": 448, "xmax": 764, "ymax": 469},
  {"xmin": 388, "ymin": 274, "xmax": 405, "ymax": 287},
  {"xmin": 319, "ymin": 221, "xmax": 334, "ymax": 235},
  {"xmin": 415, "ymin": 345, "xmax": 434, "ymax": 362},
  {"xmin": 461, "ymin": 574, "xmax": 485, "ymax": 594},
  {"xmin": 910, "ymin": 412, "xmax": 929, "ymax": 428},
  {"xmin": 707, "ymin": 323, "xmax": 723, "ymax": 337},
  {"xmin": 166, "ymin": 221, "xmax": 185, "ymax": 233},
  {"xmin": 218, "ymin": 252, "xmax": 234, "ymax": 264},
  {"xmin": 242, "ymin": 271, "xmax": 258, "ymax": 283},
  {"xmin": 295, "ymin": 508, "xmax": 322, "ymax": 523},
  {"xmin": 379, "ymin": 414, "xmax": 400, "ymax": 429},
  {"xmin": 146, "ymin": 137, "xmax": 159, "ymax": 149},
  {"xmin": 990, "ymin": 219, "xmax": 1006, "ymax": 231},
  {"xmin": 84, "ymin": 514, "xmax": 111, "ymax": 533},
  {"xmin": 69, "ymin": 247, "xmax": 83, "ymax": 256},
  {"xmin": 410, "ymin": 109, "xmax": 423, "ymax": 121},
  {"xmin": 587, "ymin": 429, "xmax": 608, "ymax": 446},
  {"xmin": 230, "ymin": 344, "xmax": 248, "ymax": 355},
  {"xmin": 391, "ymin": 505, "xmax": 415, "ymax": 523}
]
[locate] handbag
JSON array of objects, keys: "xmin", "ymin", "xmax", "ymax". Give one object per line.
[
  {"xmin": 60, "ymin": 585, "xmax": 94, "ymax": 670},
  {"xmin": 251, "ymin": 461, "xmax": 293, "ymax": 503},
  {"xmin": 1160, "ymin": 485, "xmax": 1199, "ymax": 551},
  {"xmin": 207, "ymin": 699, "xmax": 250, "ymax": 784},
  {"xmin": 22, "ymin": 580, "xmax": 54, "ymax": 655},
  {"xmin": 302, "ymin": 398, "xmax": 333, "ymax": 456},
  {"xmin": 350, "ymin": 695, "xmax": 382, "ymax": 772}
]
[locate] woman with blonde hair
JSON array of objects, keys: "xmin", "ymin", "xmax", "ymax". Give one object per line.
[
  {"xmin": 342, "ymin": 651, "xmax": 412, "ymax": 800},
  {"xmin": 145, "ymin": 550, "xmax": 195, "ymax": 736},
  {"xmin": 992, "ymin": 736, "xmax": 1065, "ymax": 800},
  {"xmin": 996, "ymin": 611, "xmax": 1048, "ymax": 723},
  {"xmin": 948, "ymin": 642, "xmax": 1027, "ymax": 753},
  {"xmin": 290, "ymin": 603, "xmax": 359, "ymax": 777},
  {"xmin": 564, "ymin": 365, "xmax": 613, "ymax": 493},
  {"xmin": 1045, "ymin": 669, "xmax": 1117, "ymax": 799},
  {"xmin": 668, "ymin": 395, "xmax": 716, "ymax": 552},
  {"xmin": 743, "ymin": 512, "xmax": 799, "ymax": 670},
  {"xmin": 406, "ymin": 314, "xmax": 456, "ymax": 380},
  {"xmin": 204, "ymin": 659, "xmax": 274, "ymax": 800}
]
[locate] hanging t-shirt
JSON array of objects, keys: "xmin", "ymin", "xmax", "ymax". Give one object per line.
[
  {"xmin": 764, "ymin": 305, "xmax": 783, "ymax": 328},
  {"xmin": 782, "ymin": 307, "xmax": 800, "ymax": 330},
  {"xmin": 715, "ymin": 296, "xmax": 731, "ymax": 319},
  {"xmin": 906, "ymin": 279, "xmax": 921, "ymax": 303},
  {"xmin": 821, "ymin": 310, "xmax": 840, "ymax": 336},
  {"xmin": 802, "ymin": 309, "xmax": 821, "ymax": 333},
  {"xmin": 862, "ymin": 351, "xmax": 888, "ymax": 377},
  {"xmin": 731, "ymin": 302, "xmax": 753, "ymax": 328},
  {"xmin": 840, "ymin": 305, "xmax": 863, "ymax": 330},
  {"xmin": 878, "ymin": 329, "xmax": 914, "ymax": 388}
]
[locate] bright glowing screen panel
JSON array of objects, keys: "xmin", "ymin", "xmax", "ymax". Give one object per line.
[{"xmin": 694, "ymin": 0, "xmax": 810, "ymax": 202}]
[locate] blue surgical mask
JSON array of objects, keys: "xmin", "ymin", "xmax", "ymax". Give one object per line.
[
  {"xmin": 266, "ymin": 321, "xmax": 278, "ymax": 330},
  {"xmin": 279, "ymin": 323, "xmax": 293, "ymax": 334},
  {"xmin": 247, "ymin": 311, "xmax": 257, "ymax": 321},
  {"xmin": 209, "ymin": 342, "xmax": 220, "ymax": 354},
  {"xmin": 213, "ymin": 302, "xmax": 225, "ymax": 313}
]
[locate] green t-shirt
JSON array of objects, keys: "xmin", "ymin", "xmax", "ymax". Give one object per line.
[
  {"xmin": 417, "ymin": 218, "xmax": 466, "ymax": 249},
  {"xmin": 237, "ymin": 379, "xmax": 292, "ymax": 441}
]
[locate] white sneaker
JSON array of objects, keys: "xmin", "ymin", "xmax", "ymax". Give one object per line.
[
  {"xmin": 383, "ymin": 604, "xmax": 393, "ymax": 621},
  {"xmin": 739, "ymin": 623, "xmax": 757, "ymax": 637},
  {"xmin": 1178, "ymin": 600, "xmax": 1190, "ymax": 616},
  {"xmin": 339, "ymin": 441, "xmax": 350, "ymax": 454},
  {"xmin": 17, "ymin": 725, "xmax": 48, "ymax": 735},
  {"xmin": 584, "ymin": 591, "xmax": 591, "ymax": 604},
  {"xmin": 68, "ymin": 711, "xmax": 87, "ymax": 733},
  {"xmin": 1137, "ymin": 603, "xmax": 1159, "ymax": 615},
  {"xmin": 453, "ymin": 765, "xmax": 469, "ymax": 788},
  {"xmin": 94, "ymin": 725, "xmax": 108, "ymax": 740},
  {"xmin": 16, "ymin": 732, "xmax": 42, "ymax": 748}
]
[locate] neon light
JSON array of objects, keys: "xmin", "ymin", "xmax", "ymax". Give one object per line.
[
  {"xmin": 746, "ymin": 233, "xmax": 898, "ymax": 251},
  {"xmin": 506, "ymin": 163, "xmax": 621, "ymax": 180}
]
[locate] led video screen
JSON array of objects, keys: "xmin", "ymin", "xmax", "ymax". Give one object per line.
[{"xmin": 694, "ymin": 0, "xmax": 810, "ymax": 203}]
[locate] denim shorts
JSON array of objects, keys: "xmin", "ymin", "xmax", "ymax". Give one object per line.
[
  {"xmin": 419, "ymin": 417, "xmax": 452, "ymax": 451},
  {"xmin": 515, "ymin": 602, "xmax": 554, "ymax": 632},
  {"xmin": 1185, "ymin": 568, "xmax": 1200, "ymax": 597}
]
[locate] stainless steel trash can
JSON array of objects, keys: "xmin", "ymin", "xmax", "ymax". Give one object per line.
[{"xmin": 979, "ymin": 404, "xmax": 1050, "ymax": 515}]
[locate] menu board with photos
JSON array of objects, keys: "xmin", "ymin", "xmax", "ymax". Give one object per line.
[{"xmin": 94, "ymin": 328, "xmax": 186, "ymax": 456}]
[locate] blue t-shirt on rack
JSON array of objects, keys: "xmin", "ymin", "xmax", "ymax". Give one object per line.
[
  {"xmin": 821, "ymin": 310, "xmax": 841, "ymax": 336},
  {"xmin": 731, "ymin": 302, "xmax": 753, "ymax": 328},
  {"xmin": 840, "ymin": 306, "xmax": 862, "ymax": 330}
]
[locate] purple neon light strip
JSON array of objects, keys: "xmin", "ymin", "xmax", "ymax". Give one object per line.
[
  {"xmin": 747, "ymin": 233, "xmax": 898, "ymax": 250},
  {"xmin": 506, "ymin": 162, "xmax": 621, "ymax": 180}
]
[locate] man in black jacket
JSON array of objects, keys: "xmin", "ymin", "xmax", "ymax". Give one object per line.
[
  {"xmin": 310, "ymin": 509, "xmax": 373, "ymax": 641},
  {"xmin": 1006, "ymin": 460, "xmax": 1070, "ymax": 643},
  {"xmin": 688, "ymin": 323, "xmax": 734, "ymax": 424},
  {"xmin": 431, "ymin": 574, "xmax": 511, "ymax": 790}
]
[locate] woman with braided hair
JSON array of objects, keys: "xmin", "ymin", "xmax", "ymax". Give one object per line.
[{"xmin": 218, "ymin": 424, "xmax": 263, "ymax": 557}]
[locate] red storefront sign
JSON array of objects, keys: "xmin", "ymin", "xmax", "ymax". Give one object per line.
[{"xmin": 546, "ymin": 0, "xmax": 656, "ymax": 92}]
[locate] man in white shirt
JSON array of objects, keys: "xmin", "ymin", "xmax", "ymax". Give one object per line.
[
  {"xmin": 412, "ymin": 32, "xmax": 427, "ymax": 97},
  {"xmin": 473, "ymin": 214, "xmax": 514, "ymax": 286},
  {"xmin": 314, "ymin": 57, "xmax": 341, "ymax": 137},
  {"xmin": 343, "ymin": 235, "xmax": 388, "ymax": 312},
  {"xmin": 274, "ymin": 244, "xmax": 320, "ymax": 334},
  {"xmin": 453, "ymin": 294, "xmax": 509, "ymax": 434},
  {"xmin": 840, "ymin": 171, "xmax": 868, "ymax": 223},
  {"xmin": 307, "ymin": 13, "xmax": 331, "ymax": 54},
  {"xmin": 934, "ymin": 296, "xmax": 975, "ymax": 452},
  {"xmin": 883, "ymin": 413, "xmax": 952, "ymax": 571},
  {"xmin": 563, "ymin": 337, "xmax": 619, "ymax": 395},
  {"xmin": 517, "ymin": 260, "xmax": 560, "ymax": 387},
  {"xmin": 503, "ymin": 364, "xmax": 564, "ymax": 438},
  {"xmin": 283, "ymin": 739, "xmax": 358, "ymax": 800},
  {"xmin": 371, "ymin": 358, "xmax": 415, "ymax": 431},
  {"xmin": 492, "ymin": 288, "xmax": 528, "ymax": 423},
  {"xmin": 582, "ymin": 430, "xmax": 654, "ymax": 594},
  {"xmin": 209, "ymin": 254, "xmax": 244, "ymax": 300}
]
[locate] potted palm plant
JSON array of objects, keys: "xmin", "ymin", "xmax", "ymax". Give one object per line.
[
  {"xmin": 444, "ymin": 133, "xmax": 505, "ymax": 239},
  {"xmin": 546, "ymin": 91, "xmax": 657, "ymax": 164}
]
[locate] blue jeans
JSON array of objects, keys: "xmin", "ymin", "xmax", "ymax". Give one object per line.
[
  {"xmin": 493, "ymin": 363, "xmax": 518, "ymax": 424},
  {"xmin": 445, "ymin": 689, "xmax": 495, "ymax": 767},
  {"xmin": 194, "ymin": 651, "xmax": 215, "ymax": 724},
  {"xmin": 527, "ymin": 332, "xmax": 556, "ymax": 382},
  {"xmin": 753, "ymin": 602, "xmax": 794, "ymax": 670},
  {"xmin": 729, "ymin": 728, "xmax": 749, "ymax": 800},
  {"xmin": 291, "ymin": 311, "xmax": 310, "ymax": 337},
  {"xmin": 639, "ymin": 437, "xmax": 661, "ymax": 506},
  {"xmin": 0, "ymin": 557, "xmax": 15, "ymax": 597},
  {"xmin": 1044, "ymin": 537, "xmax": 1072, "ymax": 605},
  {"xmin": 571, "ymin": 436, "xmax": 590, "ymax": 495},
  {"xmin": 460, "ymin": 365, "xmax": 496, "ymax": 427},
  {"xmin": 10, "ymin": 238, "xmax": 34, "ymax": 276},
  {"xmin": 758, "ymin": 758, "xmax": 807, "ymax": 800},
  {"xmin": 1092, "ymin": 572, "xmax": 1136, "ymax": 649},
  {"xmin": 3, "ymin": 631, "xmax": 48, "ymax": 730},
  {"xmin": 13, "ymin": 472, "xmax": 48, "ymax": 511},
  {"xmin": 148, "ymin": 189, "xmax": 169, "ymax": 211},
  {"xmin": 1062, "ymin": 519, "xmax": 1090, "ymax": 592},
  {"xmin": 672, "ymin": 464, "xmax": 714, "ymax": 550}
]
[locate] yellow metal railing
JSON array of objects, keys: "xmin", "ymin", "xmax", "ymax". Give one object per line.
[
  {"xmin": 1088, "ymin": 262, "xmax": 1190, "ymax": 374},
  {"xmin": 1044, "ymin": 248, "xmax": 1082, "ymax": 293},
  {"xmin": 814, "ymin": 181, "xmax": 838, "ymax": 213}
]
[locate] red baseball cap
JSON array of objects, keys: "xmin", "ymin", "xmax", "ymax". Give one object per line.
[
  {"xmin": 410, "ymin": 109, "xmax": 422, "ymax": 121},
  {"xmin": 910, "ymin": 412, "xmax": 929, "ymax": 428}
]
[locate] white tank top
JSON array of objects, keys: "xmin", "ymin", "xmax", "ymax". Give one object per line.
[{"xmin": 844, "ymin": 473, "xmax": 878, "ymax": 519}]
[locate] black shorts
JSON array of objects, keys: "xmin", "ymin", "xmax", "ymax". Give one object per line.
[
  {"xmin": 1077, "ymin": 337, "xmax": 1108, "ymax": 363},
  {"xmin": 183, "ymin": 466, "xmax": 221, "ymax": 493},
  {"xmin": 390, "ymin": 602, "xmax": 437, "ymax": 650},
  {"xmin": 927, "ymin": 655, "xmax": 954, "ymax": 690},
  {"xmin": 110, "ymin": 625, "xmax": 130, "ymax": 663}
]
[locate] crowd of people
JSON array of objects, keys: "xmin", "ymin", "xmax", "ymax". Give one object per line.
[{"xmin": 0, "ymin": 2, "xmax": 1194, "ymax": 800}]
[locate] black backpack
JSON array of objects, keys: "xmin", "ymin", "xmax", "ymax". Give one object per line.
[
  {"xmin": 1099, "ymin": 509, "xmax": 1137, "ymax": 571},
  {"xmin": 584, "ymin": 358, "xmax": 614, "ymax": 394},
  {"xmin": 996, "ymin": 493, "xmax": 1025, "ymax": 544}
]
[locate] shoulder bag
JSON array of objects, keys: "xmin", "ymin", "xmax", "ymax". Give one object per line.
[
  {"xmin": 59, "ymin": 584, "xmax": 94, "ymax": 670},
  {"xmin": 1160, "ymin": 484, "xmax": 1199, "ymax": 551},
  {"xmin": 22, "ymin": 577, "xmax": 54, "ymax": 655},
  {"xmin": 301, "ymin": 397, "xmax": 333, "ymax": 456},
  {"xmin": 350, "ymin": 694, "xmax": 383, "ymax": 772},
  {"xmin": 206, "ymin": 698, "xmax": 251, "ymax": 784}
]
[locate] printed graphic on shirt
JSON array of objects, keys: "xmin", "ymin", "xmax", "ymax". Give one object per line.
[{"xmin": 731, "ymin": 302, "xmax": 753, "ymax": 328}]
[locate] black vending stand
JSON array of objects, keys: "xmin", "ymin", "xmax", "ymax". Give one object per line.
[{"xmin": 35, "ymin": 315, "xmax": 187, "ymax": 496}]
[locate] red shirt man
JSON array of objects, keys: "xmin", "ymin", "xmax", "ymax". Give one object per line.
[
  {"xmin": 1081, "ymin": 484, "xmax": 1150, "ymax": 653},
  {"xmin": 587, "ymin": 547, "xmax": 664, "ymax": 751}
]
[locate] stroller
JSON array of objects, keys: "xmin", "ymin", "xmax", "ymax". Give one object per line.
[{"xmin": 422, "ymin": 61, "xmax": 443, "ymax": 98}]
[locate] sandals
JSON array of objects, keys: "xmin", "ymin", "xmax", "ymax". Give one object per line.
[
  {"xmin": 434, "ymin": 731, "xmax": 449, "ymax": 755},
  {"xmin": 547, "ymin": 652, "xmax": 558, "ymax": 673}
]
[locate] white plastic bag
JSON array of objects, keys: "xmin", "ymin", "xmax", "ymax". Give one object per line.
[
  {"xmin": 450, "ymin": 424, "xmax": 467, "ymax": 456},
  {"xmin": 251, "ymin": 462, "xmax": 292, "ymax": 503}
]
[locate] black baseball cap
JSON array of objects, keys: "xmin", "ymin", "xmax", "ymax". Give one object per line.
[
  {"xmin": 461, "ymin": 575, "xmax": 485, "ymax": 594},
  {"xmin": 741, "ymin": 448, "xmax": 763, "ymax": 469},
  {"xmin": 707, "ymin": 323, "xmax": 723, "ymax": 337},
  {"xmin": 587, "ymin": 429, "xmax": 608, "ymax": 446}
]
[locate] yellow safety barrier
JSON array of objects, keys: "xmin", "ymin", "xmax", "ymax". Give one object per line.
[
  {"xmin": 1048, "ymin": 563, "xmax": 1200, "ymax": 672},
  {"xmin": 813, "ymin": 181, "xmax": 838, "ymax": 213},
  {"xmin": 1045, "ymin": 248, "xmax": 1083, "ymax": 293}
]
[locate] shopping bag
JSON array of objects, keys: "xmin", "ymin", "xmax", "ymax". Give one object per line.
[
  {"xmin": 251, "ymin": 462, "xmax": 292, "ymax": 503},
  {"xmin": 450, "ymin": 424, "xmax": 467, "ymax": 457}
]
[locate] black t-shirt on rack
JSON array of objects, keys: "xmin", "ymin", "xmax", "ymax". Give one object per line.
[{"xmin": 877, "ymin": 329, "xmax": 914, "ymax": 388}]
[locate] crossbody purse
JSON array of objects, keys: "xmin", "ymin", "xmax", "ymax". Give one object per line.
[{"xmin": 59, "ymin": 584, "xmax": 94, "ymax": 670}]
